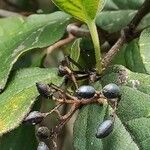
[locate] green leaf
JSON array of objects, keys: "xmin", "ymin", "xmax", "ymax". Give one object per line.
[
  {"xmin": 111, "ymin": 45, "xmax": 127, "ymax": 66},
  {"xmin": 93, "ymin": 86, "xmax": 150, "ymax": 150},
  {"xmin": 116, "ymin": 86, "xmax": 150, "ymax": 150},
  {"xmin": 14, "ymin": 49, "xmax": 46, "ymax": 69},
  {"xmin": 111, "ymin": 39, "xmax": 146, "ymax": 74},
  {"xmin": 102, "ymin": 115, "xmax": 138, "ymax": 150},
  {"xmin": 99, "ymin": 66, "xmax": 150, "ymax": 149},
  {"xmin": 101, "ymin": 65, "xmax": 150, "ymax": 94},
  {"xmin": 0, "ymin": 94, "xmax": 41, "ymax": 150},
  {"xmin": 139, "ymin": 27, "xmax": 150, "ymax": 74},
  {"xmin": 124, "ymin": 40, "xmax": 146, "ymax": 73},
  {"xmin": 0, "ymin": 11, "xmax": 71, "ymax": 91},
  {"xmin": 97, "ymin": 1, "xmax": 150, "ymax": 33},
  {"xmin": 0, "ymin": 125, "xmax": 37, "ymax": 150},
  {"xmin": 70, "ymin": 38, "xmax": 81, "ymax": 70},
  {"xmin": 52, "ymin": 0, "xmax": 105, "ymax": 23},
  {"xmin": 0, "ymin": 67, "xmax": 63, "ymax": 135},
  {"xmin": 104, "ymin": 0, "xmax": 144, "ymax": 10},
  {"xmin": 78, "ymin": 38, "xmax": 96, "ymax": 69},
  {"xmin": 73, "ymin": 104, "xmax": 106, "ymax": 150}
]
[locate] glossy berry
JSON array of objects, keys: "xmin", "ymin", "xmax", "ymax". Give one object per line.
[
  {"xmin": 23, "ymin": 111, "xmax": 45, "ymax": 125},
  {"xmin": 102, "ymin": 83, "xmax": 120, "ymax": 99},
  {"xmin": 36, "ymin": 83, "xmax": 50, "ymax": 98},
  {"xmin": 37, "ymin": 142, "xmax": 49, "ymax": 150},
  {"xmin": 76, "ymin": 85, "xmax": 96, "ymax": 99},
  {"xmin": 36, "ymin": 126, "xmax": 50, "ymax": 140},
  {"xmin": 96, "ymin": 119, "xmax": 114, "ymax": 139}
]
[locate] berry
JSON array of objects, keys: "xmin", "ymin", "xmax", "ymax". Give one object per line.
[
  {"xmin": 76, "ymin": 85, "xmax": 96, "ymax": 99},
  {"xmin": 36, "ymin": 83, "xmax": 50, "ymax": 98},
  {"xmin": 96, "ymin": 119, "xmax": 114, "ymax": 139},
  {"xmin": 36, "ymin": 126, "xmax": 50, "ymax": 140},
  {"xmin": 37, "ymin": 142, "xmax": 49, "ymax": 150},
  {"xmin": 23, "ymin": 111, "xmax": 45, "ymax": 125},
  {"xmin": 102, "ymin": 83, "xmax": 120, "ymax": 99}
]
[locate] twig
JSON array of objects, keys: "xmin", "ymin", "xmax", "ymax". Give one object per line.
[
  {"xmin": 63, "ymin": 66, "xmax": 79, "ymax": 89},
  {"xmin": 102, "ymin": 0, "xmax": 150, "ymax": 68},
  {"xmin": 102, "ymin": 35, "xmax": 125, "ymax": 68},
  {"xmin": 67, "ymin": 24, "xmax": 90, "ymax": 37},
  {"xmin": 128, "ymin": 0, "xmax": 150, "ymax": 30},
  {"xmin": 47, "ymin": 33, "xmax": 76, "ymax": 55},
  {"xmin": 50, "ymin": 83, "xmax": 77, "ymax": 101},
  {"xmin": 0, "ymin": 9, "xmax": 22, "ymax": 17}
]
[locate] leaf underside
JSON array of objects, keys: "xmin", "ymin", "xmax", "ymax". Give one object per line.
[{"xmin": 52, "ymin": 0, "xmax": 105, "ymax": 22}]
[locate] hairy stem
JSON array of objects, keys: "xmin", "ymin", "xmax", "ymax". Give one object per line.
[{"xmin": 88, "ymin": 21, "xmax": 102, "ymax": 74}]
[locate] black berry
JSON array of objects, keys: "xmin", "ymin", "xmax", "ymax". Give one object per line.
[
  {"xmin": 76, "ymin": 85, "xmax": 96, "ymax": 99},
  {"xmin": 36, "ymin": 83, "xmax": 50, "ymax": 98},
  {"xmin": 96, "ymin": 119, "xmax": 114, "ymax": 139},
  {"xmin": 23, "ymin": 111, "xmax": 45, "ymax": 125},
  {"xmin": 102, "ymin": 83, "xmax": 120, "ymax": 99},
  {"xmin": 37, "ymin": 142, "xmax": 49, "ymax": 150},
  {"xmin": 36, "ymin": 126, "xmax": 50, "ymax": 140}
]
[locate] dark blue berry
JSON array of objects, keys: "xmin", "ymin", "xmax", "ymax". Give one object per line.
[
  {"xmin": 36, "ymin": 126, "xmax": 50, "ymax": 140},
  {"xmin": 36, "ymin": 83, "xmax": 50, "ymax": 98},
  {"xmin": 76, "ymin": 85, "xmax": 96, "ymax": 99},
  {"xmin": 37, "ymin": 142, "xmax": 49, "ymax": 150},
  {"xmin": 23, "ymin": 111, "xmax": 45, "ymax": 125},
  {"xmin": 96, "ymin": 119, "xmax": 114, "ymax": 139},
  {"xmin": 102, "ymin": 83, "xmax": 120, "ymax": 99}
]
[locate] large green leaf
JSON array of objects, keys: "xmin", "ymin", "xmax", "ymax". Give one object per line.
[
  {"xmin": 139, "ymin": 27, "xmax": 150, "ymax": 74},
  {"xmin": 111, "ymin": 39, "xmax": 146, "ymax": 74},
  {"xmin": 0, "ymin": 67, "xmax": 63, "ymax": 135},
  {"xmin": 52, "ymin": 0, "xmax": 105, "ymax": 23},
  {"xmin": 74, "ymin": 104, "xmax": 106, "ymax": 150},
  {"xmin": 0, "ymin": 95, "xmax": 41, "ymax": 150},
  {"xmin": 104, "ymin": 0, "xmax": 144, "ymax": 10},
  {"xmin": 96, "ymin": 10, "xmax": 150, "ymax": 32},
  {"xmin": 124, "ymin": 40, "xmax": 146, "ymax": 73},
  {"xmin": 0, "ymin": 11, "xmax": 71, "ymax": 91},
  {"xmin": 101, "ymin": 86, "xmax": 150, "ymax": 150},
  {"xmin": 96, "ymin": 0, "xmax": 150, "ymax": 32},
  {"xmin": 70, "ymin": 38, "xmax": 81, "ymax": 70}
]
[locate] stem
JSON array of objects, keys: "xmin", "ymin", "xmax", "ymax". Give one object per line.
[{"xmin": 88, "ymin": 21, "xmax": 102, "ymax": 74}]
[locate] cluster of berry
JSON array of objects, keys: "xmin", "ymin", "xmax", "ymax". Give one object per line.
[
  {"xmin": 76, "ymin": 83, "xmax": 121, "ymax": 139},
  {"xmin": 22, "ymin": 57, "xmax": 121, "ymax": 149},
  {"xmin": 23, "ymin": 81, "xmax": 120, "ymax": 149}
]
